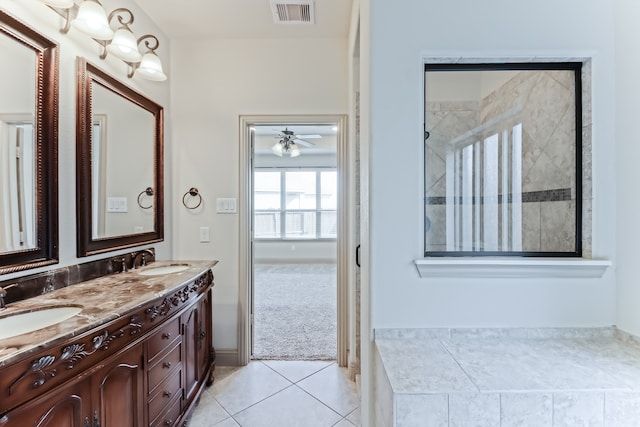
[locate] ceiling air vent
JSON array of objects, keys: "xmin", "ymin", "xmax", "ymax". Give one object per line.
[{"xmin": 270, "ymin": 0, "xmax": 315, "ymax": 24}]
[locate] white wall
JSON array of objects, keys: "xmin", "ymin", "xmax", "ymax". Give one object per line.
[
  {"xmin": 615, "ymin": 0, "xmax": 640, "ymax": 336},
  {"xmin": 0, "ymin": 0, "xmax": 172, "ymax": 282},
  {"xmin": 170, "ymin": 38, "xmax": 348, "ymax": 351},
  {"xmin": 368, "ymin": 0, "xmax": 617, "ymax": 330}
]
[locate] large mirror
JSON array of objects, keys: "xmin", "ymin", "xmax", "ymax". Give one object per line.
[
  {"xmin": 0, "ymin": 10, "xmax": 58, "ymax": 274},
  {"xmin": 76, "ymin": 58, "xmax": 163, "ymax": 256}
]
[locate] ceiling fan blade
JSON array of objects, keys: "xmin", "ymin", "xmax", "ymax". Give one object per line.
[
  {"xmin": 295, "ymin": 134, "xmax": 322, "ymax": 139},
  {"xmin": 294, "ymin": 138, "xmax": 315, "ymax": 147}
]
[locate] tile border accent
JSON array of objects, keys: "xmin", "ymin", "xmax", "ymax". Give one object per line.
[{"xmin": 426, "ymin": 188, "xmax": 572, "ymax": 205}]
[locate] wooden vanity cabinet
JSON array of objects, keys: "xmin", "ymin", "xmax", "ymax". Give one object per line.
[
  {"xmin": 1, "ymin": 342, "xmax": 144, "ymax": 427},
  {"xmin": 0, "ymin": 270, "xmax": 214, "ymax": 427}
]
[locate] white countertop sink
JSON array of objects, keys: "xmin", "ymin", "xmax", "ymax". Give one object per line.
[
  {"xmin": 0, "ymin": 306, "xmax": 83, "ymax": 340},
  {"xmin": 137, "ymin": 264, "xmax": 191, "ymax": 276}
]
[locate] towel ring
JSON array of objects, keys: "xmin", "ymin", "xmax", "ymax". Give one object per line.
[
  {"xmin": 137, "ymin": 187, "xmax": 154, "ymax": 209},
  {"xmin": 183, "ymin": 187, "xmax": 202, "ymax": 210}
]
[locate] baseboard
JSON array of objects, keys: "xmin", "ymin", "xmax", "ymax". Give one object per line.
[{"xmin": 215, "ymin": 348, "xmax": 239, "ymax": 366}]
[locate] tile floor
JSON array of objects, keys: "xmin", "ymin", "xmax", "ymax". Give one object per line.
[{"xmin": 187, "ymin": 361, "xmax": 361, "ymax": 427}]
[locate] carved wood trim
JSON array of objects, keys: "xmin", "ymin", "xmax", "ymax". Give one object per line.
[
  {"xmin": 145, "ymin": 271, "xmax": 213, "ymax": 321},
  {"xmin": 8, "ymin": 316, "xmax": 143, "ymax": 394}
]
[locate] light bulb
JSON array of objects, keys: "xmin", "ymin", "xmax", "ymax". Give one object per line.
[
  {"xmin": 107, "ymin": 28, "xmax": 141, "ymax": 62},
  {"xmin": 272, "ymin": 142, "xmax": 284, "ymax": 157},
  {"xmin": 72, "ymin": 0, "xmax": 114, "ymax": 40},
  {"xmin": 136, "ymin": 51, "xmax": 167, "ymax": 81}
]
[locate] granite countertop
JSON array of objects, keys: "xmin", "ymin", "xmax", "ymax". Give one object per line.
[{"xmin": 0, "ymin": 260, "xmax": 217, "ymax": 366}]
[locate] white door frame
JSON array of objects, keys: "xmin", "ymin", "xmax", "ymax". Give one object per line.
[{"xmin": 238, "ymin": 114, "xmax": 350, "ymax": 366}]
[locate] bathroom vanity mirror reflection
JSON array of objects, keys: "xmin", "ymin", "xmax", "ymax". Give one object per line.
[
  {"xmin": 424, "ymin": 63, "xmax": 582, "ymax": 256},
  {"xmin": 0, "ymin": 10, "xmax": 58, "ymax": 274},
  {"xmin": 76, "ymin": 58, "xmax": 164, "ymax": 257}
]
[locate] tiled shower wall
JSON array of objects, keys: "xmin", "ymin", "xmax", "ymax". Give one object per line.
[{"xmin": 425, "ymin": 68, "xmax": 590, "ymax": 254}]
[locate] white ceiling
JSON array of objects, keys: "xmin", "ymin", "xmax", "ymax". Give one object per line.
[{"xmin": 132, "ymin": 0, "xmax": 353, "ymax": 39}]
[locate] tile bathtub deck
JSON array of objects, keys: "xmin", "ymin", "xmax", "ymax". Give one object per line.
[
  {"xmin": 374, "ymin": 329, "xmax": 640, "ymax": 426},
  {"xmin": 377, "ymin": 336, "xmax": 640, "ymax": 394}
]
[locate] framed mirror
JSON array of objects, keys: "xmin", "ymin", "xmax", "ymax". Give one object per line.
[
  {"xmin": 0, "ymin": 10, "xmax": 59, "ymax": 274},
  {"xmin": 76, "ymin": 58, "xmax": 164, "ymax": 257}
]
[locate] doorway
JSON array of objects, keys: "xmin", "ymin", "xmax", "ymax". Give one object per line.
[
  {"xmin": 252, "ymin": 126, "xmax": 338, "ymax": 360},
  {"xmin": 238, "ymin": 115, "xmax": 350, "ymax": 366}
]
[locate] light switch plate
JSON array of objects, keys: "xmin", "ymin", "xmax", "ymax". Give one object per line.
[
  {"xmin": 199, "ymin": 226, "xmax": 210, "ymax": 242},
  {"xmin": 107, "ymin": 197, "xmax": 128, "ymax": 213},
  {"xmin": 216, "ymin": 198, "xmax": 237, "ymax": 214}
]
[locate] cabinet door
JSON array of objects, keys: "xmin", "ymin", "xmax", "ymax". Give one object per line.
[
  {"xmin": 0, "ymin": 377, "xmax": 91, "ymax": 427},
  {"xmin": 183, "ymin": 292, "xmax": 213, "ymax": 405},
  {"xmin": 197, "ymin": 291, "xmax": 212, "ymax": 383},
  {"xmin": 182, "ymin": 301, "xmax": 199, "ymax": 403},
  {"xmin": 92, "ymin": 344, "xmax": 144, "ymax": 427}
]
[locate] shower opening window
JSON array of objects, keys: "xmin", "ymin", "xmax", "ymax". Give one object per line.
[{"xmin": 424, "ymin": 63, "xmax": 582, "ymax": 256}]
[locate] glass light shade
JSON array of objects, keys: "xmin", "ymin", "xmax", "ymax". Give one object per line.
[
  {"xmin": 271, "ymin": 142, "xmax": 284, "ymax": 157},
  {"xmin": 107, "ymin": 28, "xmax": 141, "ymax": 62},
  {"xmin": 72, "ymin": 0, "xmax": 114, "ymax": 40},
  {"xmin": 40, "ymin": 0, "xmax": 74, "ymax": 8},
  {"xmin": 290, "ymin": 144, "xmax": 301, "ymax": 157},
  {"xmin": 136, "ymin": 51, "xmax": 167, "ymax": 81}
]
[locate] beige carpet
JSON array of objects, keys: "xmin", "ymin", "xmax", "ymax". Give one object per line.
[{"xmin": 252, "ymin": 263, "xmax": 337, "ymax": 360}]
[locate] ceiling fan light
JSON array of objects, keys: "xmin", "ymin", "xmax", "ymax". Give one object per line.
[
  {"xmin": 136, "ymin": 51, "xmax": 167, "ymax": 81},
  {"xmin": 290, "ymin": 144, "xmax": 301, "ymax": 157},
  {"xmin": 272, "ymin": 142, "xmax": 284, "ymax": 157},
  {"xmin": 107, "ymin": 28, "xmax": 142, "ymax": 62},
  {"xmin": 40, "ymin": 0, "xmax": 74, "ymax": 8},
  {"xmin": 72, "ymin": 0, "xmax": 114, "ymax": 40}
]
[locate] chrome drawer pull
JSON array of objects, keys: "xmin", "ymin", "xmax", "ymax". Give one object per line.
[
  {"xmin": 163, "ymin": 391, "xmax": 172, "ymax": 398},
  {"xmin": 162, "ymin": 332, "xmax": 171, "ymax": 339},
  {"xmin": 164, "ymin": 362, "xmax": 172, "ymax": 369}
]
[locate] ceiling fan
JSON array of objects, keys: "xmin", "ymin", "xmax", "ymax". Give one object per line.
[{"xmin": 271, "ymin": 128, "xmax": 319, "ymax": 157}]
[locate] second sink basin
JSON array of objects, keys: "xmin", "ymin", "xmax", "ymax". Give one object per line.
[
  {"xmin": 137, "ymin": 264, "xmax": 190, "ymax": 276},
  {"xmin": 0, "ymin": 306, "xmax": 83, "ymax": 340}
]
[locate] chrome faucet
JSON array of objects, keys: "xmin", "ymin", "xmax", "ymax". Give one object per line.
[
  {"xmin": 131, "ymin": 249, "xmax": 154, "ymax": 269},
  {"xmin": 0, "ymin": 284, "xmax": 18, "ymax": 310},
  {"xmin": 112, "ymin": 257, "xmax": 128, "ymax": 273}
]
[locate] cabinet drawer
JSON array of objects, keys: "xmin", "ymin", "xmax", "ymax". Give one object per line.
[
  {"xmin": 149, "ymin": 341, "xmax": 182, "ymax": 393},
  {"xmin": 149, "ymin": 368, "xmax": 182, "ymax": 422},
  {"xmin": 148, "ymin": 316, "xmax": 180, "ymax": 363},
  {"xmin": 150, "ymin": 393, "xmax": 181, "ymax": 427}
]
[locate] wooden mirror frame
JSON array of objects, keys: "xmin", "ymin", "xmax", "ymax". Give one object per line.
[
  {"xmin": 0, "ymin": 10, "xmax": 59, "ymax": 275},
  {"xmin": 76, "ymin": 58, "xmax": 164, "ymax": 257}
]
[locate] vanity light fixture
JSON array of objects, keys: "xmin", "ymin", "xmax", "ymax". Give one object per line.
[
  {"xmin": 41, "ymin": 0, "xmax": 167, "ymax": 82},
  {"xmin": 126, "ymin": 35, "xmax": 167, "ymax": 81},
  {"xmin": 71, "ymin": 0, "xmax": 114, "ymax": 40}
]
